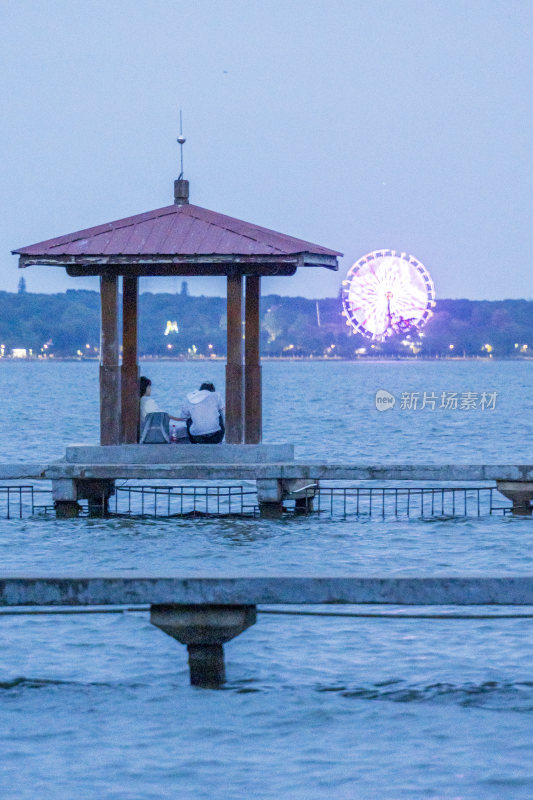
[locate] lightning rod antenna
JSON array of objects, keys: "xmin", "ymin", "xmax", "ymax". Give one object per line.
[
  {"xmin": 173, "ymin": 109, "xmax": 189, "ymax": 205},
  {"xmin": 177, "ymin": 110, "xmax": 186, "ymax": 180}
]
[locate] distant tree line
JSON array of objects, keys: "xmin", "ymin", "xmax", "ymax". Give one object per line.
[{"xmin": 0, "ymin": 289, "xmax": 531, "ymax": 358}]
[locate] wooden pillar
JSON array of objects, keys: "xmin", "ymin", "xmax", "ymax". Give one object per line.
[
  {"xmin": 99, "ymin": 274, "xmax": 121, "ymax": 445},
  {"xmin": 225, "ymin": 272, "xmax": 244, "ymax": 443},
  {"xmin": 244, "ymin": 275, "xmax": 262, "ymax": 443},
  {"xmin": 121, "ymin": 276, "xmax": 139, "ymax": 443}
]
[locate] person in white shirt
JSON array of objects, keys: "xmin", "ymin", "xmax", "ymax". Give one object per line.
[
  {"xmin": 181, "ymin": 382, "xmax": 225, "ymax": 444},
  {"xmin": 139, "ymin": 376, "xmax": 184, "ymax": 433}
]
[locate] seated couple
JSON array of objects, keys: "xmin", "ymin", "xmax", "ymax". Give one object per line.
[{"xmin": 140, "ymin": 376, "xmax": 225, "ymax": 444}]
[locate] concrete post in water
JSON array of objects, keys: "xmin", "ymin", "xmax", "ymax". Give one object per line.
[
  {"xmin": 496, "ymin": 481, "xmax": 533, "ymax": 516},
  {"xmin": 52, "ymin": 479, "xmax": 81, "ymax": 518},
  {"xmin": 52, "ymin": 478, "xmax": 115, "ymax": 518},
  {"xmin": 55, "ymin": 501, "xmax": 81, "ymax": 518},
  {"xmin": 256, "ymin": 478, "xmax": 283, "ymax": 516},
  {"xmin": 150, "ymin": 604, "xmax": 257, "ymax": 688}
]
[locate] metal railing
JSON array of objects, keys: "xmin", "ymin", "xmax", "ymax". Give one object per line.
[
  {"xmin": 290, "ymin": 485, "xmax": 511, "ymax": 518},
  {"xmin": 0, "ymin": 483, "xmax": 513, "ymax": 520},
  {"xmin": 0, "ymin": 485, "xmax": 53, "ymax": 519},
  {"xmin": 112, "ymin": 484, "xmax": 258, "ymax": 518}
]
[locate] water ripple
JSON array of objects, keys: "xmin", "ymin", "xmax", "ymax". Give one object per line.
[{"xmin": 317, "ymin": 679, "xmax": 533, "ymax": 711}]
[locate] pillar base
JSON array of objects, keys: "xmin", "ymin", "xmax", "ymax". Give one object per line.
[
  {"xmin": 187, "ymin": 644, "xmax": 225, "ymax": 687},
  {"xmin": 225, "ymin": 363, "xmax": 244, "ymax": 443},
  {"xmin": 54, "ymin": 501, "xmax": 81, "ymax": 519},
  {"xmin": 150, "ymin": 604, "xmax": 257, "ymax": 688},
  {"xmin": 244, "ymin": 362, "xmax": 262, "ymax": 444},
  {"xmin": 258, "ymin": 502, "xmax": 284, "ymax": 518},
  {"xmin": 256, "ymin": 479, "xmax": 282, "ymax": 504},
  {"xmin": 52, "ymin": 478, "xmax": 115, "ymax": 518},
  {"xmin": 257, "ymin": 479, "xmax": 283, "ymax": 517},
  {"xmin": 52, "ymin": 479, "xmax": 80, "ymax": 518},
  {"xmin": 496, "ymin": 481, "xmax": 533, "ymax": 516}
]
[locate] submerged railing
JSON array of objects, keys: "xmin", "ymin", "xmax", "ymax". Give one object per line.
[
  {"xmin": 0, "ymin": 485, "xmax": 53, "ymax": 519},
  {"xmin": 112, "ymin": 484, "xmax": 258, "ymax": 518},
  {"xmin": 311, "ymin": 485, "xmax": 510, "ymax": 518},
  {"xmin": 0, "ymin": 483, "xmax": 513, "ymax": 520},
  {"xmin": 0, "ymin": 484, "xmax": 259, "ymax": 519}
]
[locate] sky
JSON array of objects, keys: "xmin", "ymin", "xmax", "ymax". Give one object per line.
[{"xmin": 1, "ymin": 0, "xmax": 532, "ymax": 300}]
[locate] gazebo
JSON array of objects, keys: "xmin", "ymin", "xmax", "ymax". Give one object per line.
[{"xmin": 13, "ymin": 178, "xmax": 341, "ymax": 447}]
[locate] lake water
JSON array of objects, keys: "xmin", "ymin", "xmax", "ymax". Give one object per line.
[{"xmin": 1, "ymin": 360, "xmax": 533, "ymax": 799}]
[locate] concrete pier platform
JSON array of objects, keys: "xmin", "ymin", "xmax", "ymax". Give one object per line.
[
  {"xmin": 49, "ymin": 461, "xmax": 533, "ymax": 515},
  {"xmin": 3, "ymin": 575, "xmax": 533, "ymax": 607},
  {"xmin": 2, "ymin": 575, "xmax": 533, "ymax": 687},
  {"xmin": 40, "ymin": 463, "xmax": 533, "ymax": 482},
  {"xmin": 2, "ymin": 459, "xmax": 533, "ymax": 515}
]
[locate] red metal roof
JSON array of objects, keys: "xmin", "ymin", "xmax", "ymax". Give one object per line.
[{"xmin": 13, "ymin": 203, "xmax": 342, "ymax": 259}]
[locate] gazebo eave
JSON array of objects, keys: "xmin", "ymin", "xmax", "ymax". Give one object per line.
[{"xmin": 17, "ymin": 251, "xmax": 339, "ymax": 274}]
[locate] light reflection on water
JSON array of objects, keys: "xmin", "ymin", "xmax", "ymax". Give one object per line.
[{"xmin": 1, "ymin": 361, "xmax": 533, "ymax": 799}]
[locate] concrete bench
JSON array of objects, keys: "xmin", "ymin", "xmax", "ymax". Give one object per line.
[{"xmin": 64, "ymin": 443, "xmax": 294, "ymax": 464}]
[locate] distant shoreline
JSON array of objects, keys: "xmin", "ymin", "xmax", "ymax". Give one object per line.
[{"xmin": 1, "ymin": 355, "xmax": 532, "ymax": 364}]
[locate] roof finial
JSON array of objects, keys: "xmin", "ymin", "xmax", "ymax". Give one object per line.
[{"xmin": 174, "ymin": 109, "xmax": 189, "ymax": 205}]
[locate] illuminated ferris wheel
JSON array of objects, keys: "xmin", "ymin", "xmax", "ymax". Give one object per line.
[{"xmin": 341, "ymin": 250, "xmax": 436, "ymax": 341}]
